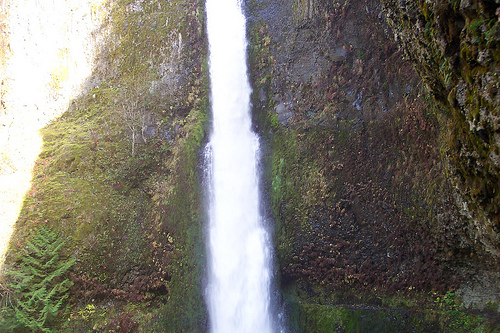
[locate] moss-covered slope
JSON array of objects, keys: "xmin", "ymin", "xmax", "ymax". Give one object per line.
[{"xmin": 3, "ymin": 0, "xmax": 208, "ymax": 331}]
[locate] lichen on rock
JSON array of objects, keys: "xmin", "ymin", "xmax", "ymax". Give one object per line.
[{"xmin": 382, "ymin": 0, "xmax": 500, "ymax": 257}]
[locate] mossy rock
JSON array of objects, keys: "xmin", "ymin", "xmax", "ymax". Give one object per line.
[
  {"xmin": 382, "ymin": 0, "xmax": 500, "ymax": 256},
  {"xmin": 290, "ymin": 303, "xmax": 499, "ymax": 333},
  {"xmin": 4, "ymin": 0, "xmax": 209, "ymax": 331}
]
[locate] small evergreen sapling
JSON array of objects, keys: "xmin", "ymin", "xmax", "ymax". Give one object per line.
[{"xmin": 0, "ymin": 226, "xmax": 75, "ymax": 332}]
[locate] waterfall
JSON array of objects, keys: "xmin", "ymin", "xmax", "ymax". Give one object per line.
[{"xmin": 205, "ymin": 0, "xmax": 274, "ymax": 332}]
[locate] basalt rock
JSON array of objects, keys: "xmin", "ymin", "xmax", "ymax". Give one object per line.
[
  {"xmin": 248, "ymin": 0, "xmax": 500, "ymax": 330},
  {"xmin": 382, "ymin": 0, "xmax": 500, "ymax": 256}
]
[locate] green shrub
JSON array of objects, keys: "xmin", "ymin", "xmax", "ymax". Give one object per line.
[{"xmin": 0, "ymin": 226, "xmax": 75, "ymax": 332}]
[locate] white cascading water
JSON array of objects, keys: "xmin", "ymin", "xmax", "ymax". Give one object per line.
[{"xmin": 205, "ymin": 0, "xmax": 274, "ymax": 332}]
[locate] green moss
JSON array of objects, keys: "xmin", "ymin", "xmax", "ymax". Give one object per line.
[
  {"xmin": 290, "ymin": 302, "xmax": 500, "ymax": 333},
  {"xmin": 294, "ymin": 303, "xmax": 431, "ymax": 333},
  {"xmin": 158, "ymin": 79, "xmax": 209, "ymax": 332},
  {"xmin": 5, "ymin": 0, "xmax": 209, "ymax": 330}
]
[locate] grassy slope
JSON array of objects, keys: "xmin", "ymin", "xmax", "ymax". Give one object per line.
[{"xmin": 3, "ymin": 0, "xmax": 209, "ymax": 331}]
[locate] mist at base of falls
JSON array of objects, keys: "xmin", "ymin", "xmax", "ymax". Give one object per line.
[{"xmin": 204, "ymin": 0, "xmax": 280, "ymax": 332}]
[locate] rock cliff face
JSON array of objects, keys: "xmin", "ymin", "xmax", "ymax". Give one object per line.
[
  {"xmin": 383, "ymin": 0, "xmax": 500, "ymax": 257},
  {"xmin": 248, "ymin": 0, "xmax": 500, "ymax": 330}
]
